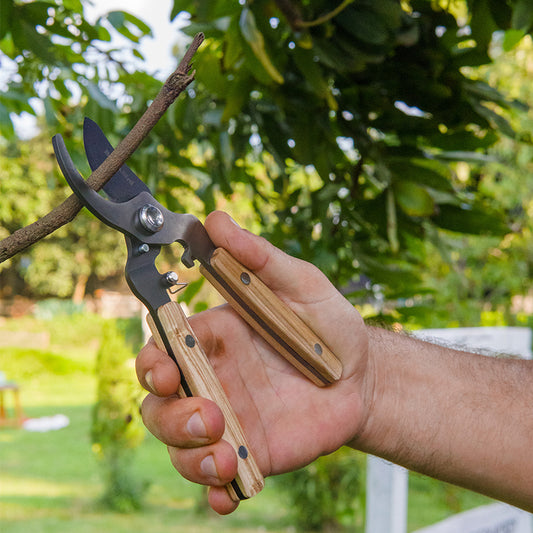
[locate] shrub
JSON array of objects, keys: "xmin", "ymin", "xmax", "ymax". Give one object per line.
[
  {"xmin": 91, "ymin": 321, "xmax": 146, "ymax": 512},
  {"xmin": 274, "ymin": 448, "xmax": 366, "ymax": 532}
]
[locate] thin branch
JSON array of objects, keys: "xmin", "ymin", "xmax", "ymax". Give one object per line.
[
  {"xmin": 274, "ymin": 0, "xmax": 353, "ymax": 30},
  {"xmin": 273, "ymin": 0, "xmax": 304, "ymax": 31},
  {"xmin": 299, "ymin": 0, "xmax": 354, "ymax": 28},
  {"xmin": 0, "ymin": 33, "xmax": 205, "ymax": 264}
]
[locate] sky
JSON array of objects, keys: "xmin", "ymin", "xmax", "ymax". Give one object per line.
[
  {"xmin": 84, "ymin": 0, "xmax": 183, "ymax": 78},
  {"xmin": 12, "ymin": 0, "xmax": 183, "ymax": 138}
]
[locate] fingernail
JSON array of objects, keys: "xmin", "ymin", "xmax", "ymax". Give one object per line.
[
  {"xmin": 200, "ymin": 454, "xmax": 219, "ymax": 479},
  {"xmin": 229, "ymin": 216, "xmax": 241, "ymax": 228},
  {"xmin": 145, "ymin": 370, "xmax": 155, "ymax": 393},
  {"xmin": 187, "ymin": 411, "xmax": 207, "ymax": 439}
]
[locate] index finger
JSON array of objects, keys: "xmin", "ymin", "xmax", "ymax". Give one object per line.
[{"xmin": 136, "ymin": 338, "xmax": 181, "ymax": 397}]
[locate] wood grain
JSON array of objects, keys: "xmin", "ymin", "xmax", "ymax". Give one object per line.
[
  {"xmin": 200, "ymin": 248, "xmax": 342, "ymax": 387},
  {"xmin": 147, "ymin": 301, "xmax": 264, "ymax": 501}
]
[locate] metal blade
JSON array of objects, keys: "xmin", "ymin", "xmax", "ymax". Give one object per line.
[{"xmin": 83, "ymin": 117, "xmax": 151, "ymax": 202}]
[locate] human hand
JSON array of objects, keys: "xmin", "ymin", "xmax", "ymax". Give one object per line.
[{"xmin": 136, "ymin": 211, "xmax": 370, "ymax": 514}]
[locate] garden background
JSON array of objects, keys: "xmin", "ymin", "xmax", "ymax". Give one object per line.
[{"xmin": 2, "ymin": 0, "xmax": 533, "ymax": 531}]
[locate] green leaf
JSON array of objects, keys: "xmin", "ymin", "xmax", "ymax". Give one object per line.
[
  {"xmin": 43, "ymin": 96, "xmax": 58, "ymax": 127},
  {"xmin": 432, "ymin": 204, "xmax": 508, "ymax": 235},
  {"xmin": 371, "ymin": 0, "xmax": 404, "ymax": 30},
  {"xmin": 471, "ymin": 101, "xmax": 516, "ymax": 138},
  {"xmin": 394, "ymin": 181, "xmax": 435, "ymax": 217},
  {"xmin": 336, "ymin": 6, "xmax": 391, "ymax": 47},
  {"xmin": 221, "ymin": 77, "xmax": 249, "ymax": 123},
  {"xmin": 85, "ymin": 81, "xmax": 117, "ymax": 111},
  {"xmin": 434, "ymin": 150, "xmax": 496, "ymax": 164},
  {"xmin": 0, "ymin": 101, "xmax": 14, "ymax": 138},
  {"xmin": 96, "ymin": 24, "xmax": 112, "ymax": 42},
  {"xmin": 106, "ymin": 11, "xmax": 149, "ymax": 43},
  {"xmin": 389, "ymin": 161, "xmax": 453, "ymax": 191},
  {"xmin": 466, "ymin": 80, "xmax": 528, "ymax": 111},
  {"xmin": 223, "ymin": 19, "xmax": 244, "ymax": 69},
  {"xmin": 511, "ymin": 0, "xmax": 533, "ymax": 32},
  {"xmin": 0, "ymin": 0, "xmax": 13, "ymax": 40},
  {"xmin": 502, "ymin": 28, "xmax": 526, "ymax": 51},
  {"xmin": 62, "ymin": 0, "xmax": 83, "ymax": 11},
  {"xmin": 292, "ymin": 47, "xmax": 337, "ymax": 110},
  {"xmin": 12, "ymin": 18, "xmax": 56, "ymax": 63},
  {"xmin": 107, "ymin": 11, "xmax": 125, "ymax": 30},
  {"xmin": 469, "ymin": 0, "xmax": 498, "ymax": 49},
  {"xmin": 123, "ymin": 12, "xmax": 152, "ymax": 37},
  {"xmin": 0, "ymin": 88, "xmax": 35, "ymax": 114},
  {"xmin": 132, "ymin": 48, "xmax": 144, "ymax": 60},
  {"xmin": 488, "ymin": 0, "xmax": 512, "ymax": 29},
  {"xmin": 194, "ymin": 46, "xmax": 226, "ymax": 91},
  {"xmin": 18, "ymin": 2, "xmax": 54, "ymax": 27},
  {"xmin": 239, "ymin": 8, "xmax": 283, "ymax": 84},
  {"xmin": 53, "ymin": 78, "xmax": 72, "ymax": 100}
]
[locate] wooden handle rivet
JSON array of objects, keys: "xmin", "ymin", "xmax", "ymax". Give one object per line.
[
  {"xmin": 185, "ymin": 335, "xmax": 196, "ymax": 348},
  {"xmin": 314, "ymin": 343, "xmax": 323, "ymax": 356},
  {"xmin": 238, "ymin": 445, "xmax": 249, "ymax": 459},
  {"xmin": 240, "ymin": 272, "xmax": 251, "ymax": 285}
]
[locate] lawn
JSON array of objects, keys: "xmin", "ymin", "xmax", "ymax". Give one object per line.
[{"xmin": 0, "ymin": 312, "xmax": 492, "ymax": 532}]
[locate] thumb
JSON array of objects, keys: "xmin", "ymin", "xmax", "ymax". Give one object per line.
[
  {"xmin": 204, "ymin": 211, "xmax": 330, "ymax": 302},
  {"xmin": 204, "ymin": 211, "xmax": 366, "ymax": 378}
]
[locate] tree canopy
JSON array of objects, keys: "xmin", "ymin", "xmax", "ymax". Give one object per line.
[{"xmin": 2, "ymin": 0, "xmax": 533, "ymax": 323}]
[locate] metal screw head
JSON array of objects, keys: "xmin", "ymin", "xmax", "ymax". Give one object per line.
[
  {"xmin": 139, "ymin": 204, "xmax": 164, "ymax": 233},
  {"xmin": 238, "ymin": 445, "xmax": 248, "ymax": 459},
  {"xmin": 164, "ymin": 271, "xmax": 179, "ymax": 286},
  {"xmin": 138, "ymin": 243, "xmax": 150, "ymax": 254}
]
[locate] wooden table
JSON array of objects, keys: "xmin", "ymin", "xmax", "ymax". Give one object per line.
[{"xmin": 0, "ymin": 382, "xmax": 25, "ymax": 427}]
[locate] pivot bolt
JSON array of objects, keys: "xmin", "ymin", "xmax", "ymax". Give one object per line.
[{"xmin": 139, "ymin": 204, "xmax": 164, "ymax": 233}]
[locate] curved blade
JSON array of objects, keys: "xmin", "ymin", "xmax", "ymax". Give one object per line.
[{"xmin": 83, "ymin": 117, "xmax": 151, "ymax": 202}]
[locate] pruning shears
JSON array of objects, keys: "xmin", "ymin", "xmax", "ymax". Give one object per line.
[{"xmin": 52, "ymin": 118, "xmax": 342, "ymax": 501}]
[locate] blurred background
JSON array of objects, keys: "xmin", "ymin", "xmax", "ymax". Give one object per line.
[{"xmin": 1, "ymin": 0, "xmax": 533, "ymax": 530}]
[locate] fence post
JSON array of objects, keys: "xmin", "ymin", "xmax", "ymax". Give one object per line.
[{"xmin": 365, "ymin": 456, "xmax": 408, "ymax": 533}]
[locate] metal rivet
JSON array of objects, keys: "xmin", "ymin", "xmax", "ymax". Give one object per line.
[
  {"xmin": 139, "ymin": 204, "xmax": 164, "ymax": 233},
  {"xmin": 164, "ymin": 271, "xmax": 179, "ymax": 286},
  {"xmin": 185, "ymin": 335, "xmax": 195, "ymax": 348},
  {"xmin": 238, "ymin": 446, "xmax": 248, "ymax": 459},
  {"xmin": 138, "ymin": 243, "xmax": 150, "ymax": 254},
  {"xmin": 314, "ymin": 343, "xmax": 323, "ymax": 356},
  {"xmin": 240, "ymin": 272, "xmax": 251, "ymax": 285}
]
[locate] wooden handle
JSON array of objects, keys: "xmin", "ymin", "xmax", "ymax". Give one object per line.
[
  {"xmin": 147, "ymin": 301, "xmax": 264, "ymax": 501},
  {"xmin": 200, "ymin": 248, "xmax": 342, "ymax": 387}
]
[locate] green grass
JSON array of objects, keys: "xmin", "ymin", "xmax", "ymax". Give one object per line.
[{"xmin": 0, "ymin": 313, "xmax": 495, "ymax": 532}]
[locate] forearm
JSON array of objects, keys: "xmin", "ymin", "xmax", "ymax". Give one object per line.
[{"xmin": 351, "ymin": 326, "xmax": 533, "ymax": 511}]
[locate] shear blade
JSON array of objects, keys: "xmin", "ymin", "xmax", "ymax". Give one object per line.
[{"xmin": 83, "ymin": 117, "xmax": 151, "ymax": 202}]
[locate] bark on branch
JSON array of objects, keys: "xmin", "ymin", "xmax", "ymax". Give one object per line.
[{"xmin": 0, "ymin": 32, "xmax": 205, "ymax": 264}]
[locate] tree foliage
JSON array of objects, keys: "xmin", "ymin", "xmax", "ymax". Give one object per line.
[
  {"xmin": 161, "ymin": 0, "xmax": 533, "ymax": 302},
  {"xmin": 0, "ymin": 0, "xmax": 152, "ymax": 298},
  {"xmin": 409, "ymin": 35, "xmax": 533, "ymax": 328},
  {"xmin": 2, "ymin": 0, "xmax": 533, "ymax": 311}
]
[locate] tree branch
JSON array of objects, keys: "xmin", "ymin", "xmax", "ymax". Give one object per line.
[
  {"xmin": 0, "ymin": 32, "xmax": 205, "ymax": 264},
  {"xmin": 299, "ymin": 0, "xmax": 354, "ymax": 28},
  {"xmin": 274, "ymin": 0, "xmax": 353, "ymax": 30},
  {"xmin": 274, "ymin": 0, "xmax": 304, "ymax": 31}
]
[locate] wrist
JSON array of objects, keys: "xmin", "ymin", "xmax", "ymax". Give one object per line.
[{"xmin": 345, "ymin": 325, "xmax": 383, "ymax": 452}]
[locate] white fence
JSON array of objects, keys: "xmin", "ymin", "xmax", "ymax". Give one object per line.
[
  {"xmin": 415, "ymin": 502, "xmax": 531, "ymax": 533},
  {"xmin": 365, "ymin": 327, "xmax": 533, "ymax": 533}
]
